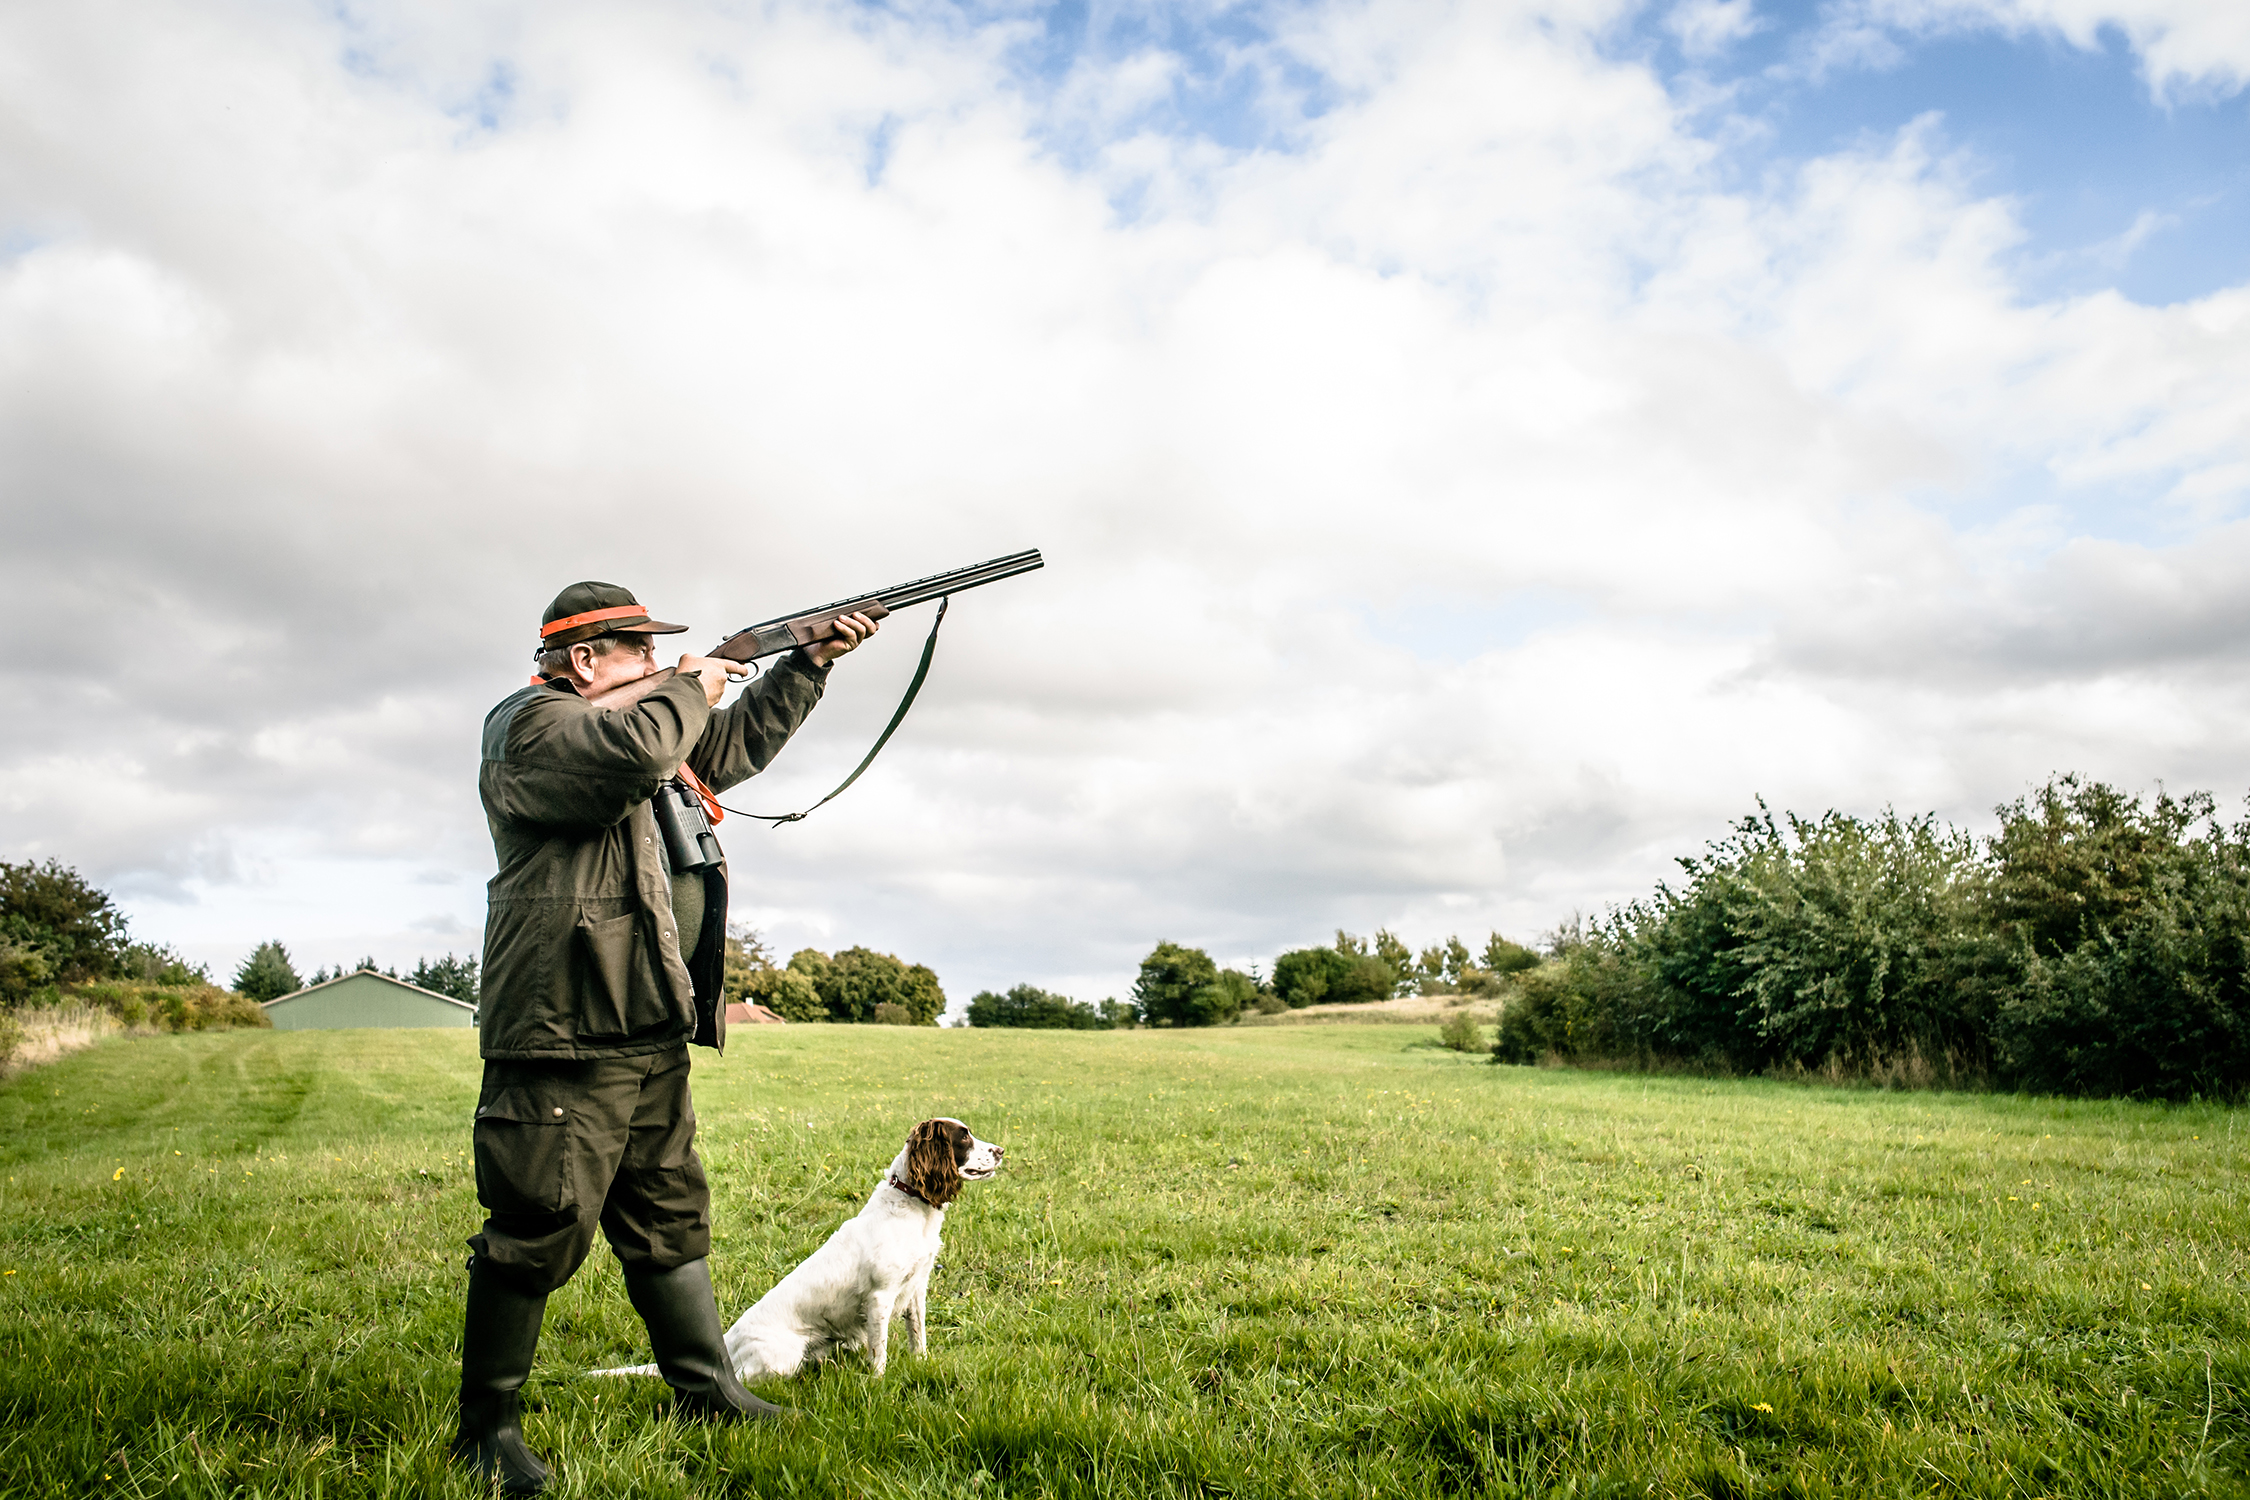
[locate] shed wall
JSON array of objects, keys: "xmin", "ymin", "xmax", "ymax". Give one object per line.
[{"xmin": 265, "ymin": 974, "xmax": 476, "ymax": 1030}]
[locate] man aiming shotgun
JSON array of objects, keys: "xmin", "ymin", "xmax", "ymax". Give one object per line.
[{"xmin": 456, "ymin": 551, "xmax": 1039, "ymax": 1492}]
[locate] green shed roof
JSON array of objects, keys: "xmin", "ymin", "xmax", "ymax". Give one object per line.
[{"xmin": 262, "ymin": 970, "xmax": 478, "ymax": 1030}]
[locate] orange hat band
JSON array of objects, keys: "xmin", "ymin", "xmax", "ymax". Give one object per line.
[{"xmin": 540, "ymin": 604, "xmax": 650, "ymax": 639}]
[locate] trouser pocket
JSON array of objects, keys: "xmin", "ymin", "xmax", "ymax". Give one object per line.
[{"xmin": 473, "ymin": 1087, "xmax": 577, "ymax": 1215}]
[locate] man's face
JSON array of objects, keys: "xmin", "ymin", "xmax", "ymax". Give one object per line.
[{"xmin": 568, "ymin": 633, "xmax": 659, "ymax": 696}]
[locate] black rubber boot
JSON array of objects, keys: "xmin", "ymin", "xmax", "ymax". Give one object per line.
[
  {"xmin": 623, "ymin": 1259, "xmax": 792, "ymax": 1422},
  {"xmin": 451, "ymin": 1257, "xmax": 557, "ymax": 1494}
]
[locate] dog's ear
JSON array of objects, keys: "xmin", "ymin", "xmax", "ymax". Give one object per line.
[{"xmin": 904, "ymin": 1120, "xmax": 965, "ymax": 1207}]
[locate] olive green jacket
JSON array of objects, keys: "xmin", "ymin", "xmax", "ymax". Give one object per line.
[{"xmin": 476, "ymin": 654, "xmax": 827, "ymax": 1061}]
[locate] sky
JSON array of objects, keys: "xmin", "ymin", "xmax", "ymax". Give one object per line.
[{"xmin": 2, "ymin": 0, "xmax": 2247, "ymax": 1013}]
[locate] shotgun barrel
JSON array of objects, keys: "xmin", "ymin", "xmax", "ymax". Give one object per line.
[{"xmin": 710, "ymin": 548, "xmax": 1043, "ymax": 663}]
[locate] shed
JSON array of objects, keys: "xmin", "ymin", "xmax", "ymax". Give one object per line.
[
  {"xmin": 725, "ymin": 1002, "xmax": 788, "ymax": 1025},
  {"xmin": 263, "ymin": 970, "xmax": 478, "ymax": 1030}
]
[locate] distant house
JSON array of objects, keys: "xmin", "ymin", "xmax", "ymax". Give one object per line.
[
  {"xmin": 725, "ymin": 1001, "xmax": 787, "ymax": 1025},
  {"xmin": 263, "ymin": 969, "xmax": 478, "ymax": 1031}
]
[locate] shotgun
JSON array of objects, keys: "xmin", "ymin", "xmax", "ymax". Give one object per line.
[
  {"xmin": 710, "ymin": 547, "xmax": 1044, "ymax": 664},
  {"xmin": 589, "ymin": 548, "xmax": 1044, "ymax": 827},
  {"xmin": 584, "ymin": 548, "xmax": 1043, "ymax": 712}
]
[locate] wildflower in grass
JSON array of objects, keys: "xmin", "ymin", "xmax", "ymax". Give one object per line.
[{"xmin": 1751, "ymin": 1402, "xmax": 1774, "ymax": 1412}]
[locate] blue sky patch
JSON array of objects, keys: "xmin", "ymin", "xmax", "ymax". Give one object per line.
[{"xmin": 1637, "ymin": 1, "xmax": 2250, "ymax": 305}]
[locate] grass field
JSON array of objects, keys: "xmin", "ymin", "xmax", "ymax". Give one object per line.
[{"xmin": 1, "ymin": 1024, "xmax": 2244, "ymax": 1499}]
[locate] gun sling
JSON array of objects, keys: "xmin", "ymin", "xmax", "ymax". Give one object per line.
[{"xmin": 716, "ymin": 596, "xmax": 952, "ymax": 827}]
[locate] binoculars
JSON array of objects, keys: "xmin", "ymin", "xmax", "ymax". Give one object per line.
[{"xmin": 652, "ymin": 779, "xmax": 724, "ymax": 872}]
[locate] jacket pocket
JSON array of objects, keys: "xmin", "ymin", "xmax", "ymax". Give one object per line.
[
  {"xmin": 574, "ymin": 908, "xmax": 672, "ymax": 1038},
  {"xmin": 472, "ymin": 1089, "xmax": 576, "ymax": 1216}
]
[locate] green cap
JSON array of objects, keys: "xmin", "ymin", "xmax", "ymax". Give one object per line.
[{"xmin": 539, "ymin": 582, "xmax": 689, "ymax": 648}]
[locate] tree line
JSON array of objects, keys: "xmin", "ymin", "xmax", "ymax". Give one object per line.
[
  {"xmin": 964, "ymin": 928, "xmax": 1541, "ymax": 1029},
  {"xmin": 965, "ymin": 775, "xmax": 2250, "ymax": 1101},
  {"xmin": 1, "ymin": 859, "xmax": 481, "ymax": 1015},
  {"xmin": 1, "ymin": 858, "xmax": 949, "ymax": 1034},
  {"xmin": 726, "ymin": 929, "xmax": 946, "ymax": 1025},
  {"xmin": 0, "ymin": 859, "xmax": 267, "ymax": 1042},
  {"xmin": 1493, "ymin": 777, "xmax": 2250, "ymax": 1101}
]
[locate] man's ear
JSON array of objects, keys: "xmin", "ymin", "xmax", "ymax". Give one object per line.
[{"xmin": 904, "ymin": 1120, "xmax": 964, "ymax": 1207}]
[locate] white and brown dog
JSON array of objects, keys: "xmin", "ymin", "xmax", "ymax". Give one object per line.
[{"xmin": 597, "ymin": 1118, "xmax": 1001, "ymax": 1383}]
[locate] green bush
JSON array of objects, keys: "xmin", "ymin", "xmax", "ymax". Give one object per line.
[
  {"xmin": 0, "ymin": 940, "xmax": 56, "ymax": 1006},
  {"xmin": 1270, "ymin": 946, "xmax": 1338, "ymax": 1006},
  {"xmin": 1986, "ymin": 776, "xmax": 2201, "ymax": 957},
  {"xmin": 1131, "ymin": 941, "xmax": 1221, "ymax": 1026},
  {"xmin": 1481, "ymin": 779, "xmax": 2250, "ymax": 1100},
  {"xmin": 1650, "ymin": 807, "xmax": 2006, "ymax": 1071},
  {"xmin": 1437, "ymin": 1010, "xmax": 1483, "ymax": 1052},
  {"xmin": 69, "ymin": 981, "xmax": 272, "ymax": 1033},
  {"xmin": 1480, "ymin": 934, "xmax": 1542, "ymax": 975},
  {"xmin": 120, "ymin": 942, "xmax": 207, "ymax": 986},
  {"xmin": 1452, "ymin": 966, "xmax": 1505, "ymax": 997},
  {"xmin": 1990, "ymin": 835, "xmax": 2250, "ymax": 1100},
  {"xmin": 785, "ymin": 946, "xmax": 945, "ymax": 1024},
  {"xmin": 1, "ymin": 859, "xmax": 132, "ymax": 984},
  {"xmin": 742, "ymin": 965, "xmax": 825, "ymax": 1021},
  {"xmin": 1271, "ymin": 939, "xmax": 1396, "ymax": 1008},
  {"xmin": 967, "ymin": 984, "xmax": 1109, "ymax": 1029},
  {"xmin": 1187, "ymin": 968, "xmax": 1261, "ymax": 1026},
  {"xmin": 1491, "ymin": 940, "xmax": 1652, "ymax": 1064}
]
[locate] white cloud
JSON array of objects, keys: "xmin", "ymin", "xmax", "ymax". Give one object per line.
[
  {"xmin": 1666, "ymin": 0, "xmax": 1764, "ymax": 59},
  {"xmin": 1827, "ymin": 0, "xmax": 2250, "ymax": 98},
  {"xmin": 1, "ymin": 0, "xmax": 2247, "ymax": 1007}
]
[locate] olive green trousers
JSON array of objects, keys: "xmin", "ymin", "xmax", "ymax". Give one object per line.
[{"xmin": 467, "ymin": 1046, "xmax": 711, "ymax": 1294}]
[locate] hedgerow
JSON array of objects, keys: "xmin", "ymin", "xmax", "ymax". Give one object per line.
[{"xmin": 1493, "ymin": 776, "xmax": 2250, "ymax": 1100}]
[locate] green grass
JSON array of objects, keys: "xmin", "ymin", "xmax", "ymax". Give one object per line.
[{"xmin": 1, "ymin": 1025, "xmax": 2244, "ymax": 1499}]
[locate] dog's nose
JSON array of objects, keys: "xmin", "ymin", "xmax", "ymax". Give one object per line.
[{"xmin": 994, "ymin": 1145, "xmax": 1005, "ymax": 1157}]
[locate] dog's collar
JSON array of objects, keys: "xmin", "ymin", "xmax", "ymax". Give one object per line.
[{"xmin": 888, "ymin": 1173, "xmax": 939, "ymax": 1206}]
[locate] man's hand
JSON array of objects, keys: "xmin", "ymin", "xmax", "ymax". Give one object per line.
[
  {"xmin": 678, "ymin": 655, "xmax": 750, "ymax": 708},
  {"xmin": 804, "ymin": 611, "xmax": 880, "ymax": 668}
]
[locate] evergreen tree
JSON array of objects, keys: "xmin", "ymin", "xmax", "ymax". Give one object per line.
[
  {"xmin": 233, "ymin": 941, "xmax": 302, "ymax": 1002},
  {"xmin": 408, "ymin": 954, "xmax": 479, "ymax": 1004}
]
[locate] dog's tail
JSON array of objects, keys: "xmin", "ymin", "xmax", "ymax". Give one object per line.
[{"xmin": 587, "ymin": 1362, "xmax": 661, "ymax": 1378}]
